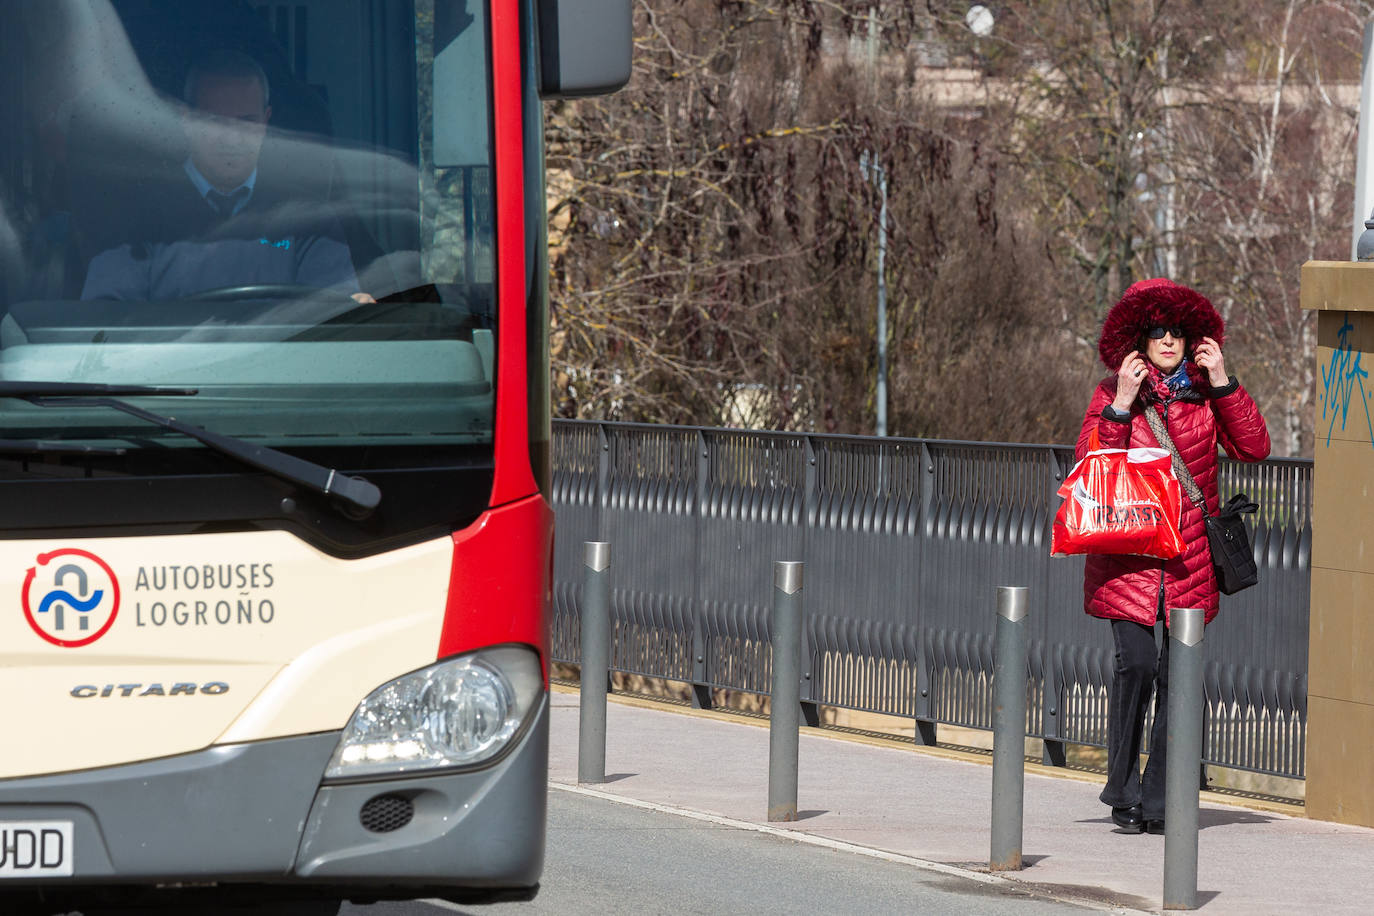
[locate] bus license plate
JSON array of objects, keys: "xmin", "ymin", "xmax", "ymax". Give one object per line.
[{"xmin": 0, "ymin": 821, "xmax": 74, "ymax": 877}]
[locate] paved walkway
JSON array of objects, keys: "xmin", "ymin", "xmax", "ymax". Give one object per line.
[{"xmin": 547, "ymin": 688, "xmax": 1374, "ymax": 915}]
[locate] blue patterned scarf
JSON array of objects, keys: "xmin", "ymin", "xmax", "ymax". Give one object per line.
[
  {"xmin": 1141, "ymin": 358, "xmax": 1196, "ymax": 405},
  {"xmin": 1163, "ymin": 359, "xmax": 1193, "ymax": 392}
]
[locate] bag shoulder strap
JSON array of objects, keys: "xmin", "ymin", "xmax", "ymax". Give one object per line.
[{"xmin": 1143, "ymin": 406, "xmax": 1208, "ymax": 515}]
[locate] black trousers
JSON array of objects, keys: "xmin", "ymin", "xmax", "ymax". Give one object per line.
[{"xmin": 1098, "ymin": 617, "xmax": 1170, "ymax": 820}]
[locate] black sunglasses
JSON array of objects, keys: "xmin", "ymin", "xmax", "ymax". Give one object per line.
[{"xmin": 1145, "ymin": 326, "xmax": 1185, "ymax": 340}]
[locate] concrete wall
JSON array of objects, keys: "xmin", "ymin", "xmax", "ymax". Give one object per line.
[{"xmin": 1300, "ymin": 260, "xmax": 1374, "ymax": 826}]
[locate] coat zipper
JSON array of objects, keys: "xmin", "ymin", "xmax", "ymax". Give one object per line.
[{"xmin": 1157, "ymin": 400, "xmax": 1171, "ymax": 621}]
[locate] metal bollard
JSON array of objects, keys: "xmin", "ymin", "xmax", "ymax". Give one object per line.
[
  {"xmin": 1163, "ymin": 607, "xmax": 1205, "ymax": 910},
  {"xmin": 768, "ymin": 561, "xmax": 804, "ymax": 822},
  {"xmin": 990, "ymin": 586, "xmax": 1029, "ymax": 871},
  {"xmin": 578, "ymin": 542, "xmax": 611, "ymax": 785}
]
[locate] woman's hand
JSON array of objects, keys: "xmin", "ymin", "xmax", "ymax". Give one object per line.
[
  {"xmin": 1114, "ymin": 349, "xmax": 1148, "ymax": 411},
  {"xmin": 1194, "ymin": 336, "xmax": 1228, "ymax": 387}
]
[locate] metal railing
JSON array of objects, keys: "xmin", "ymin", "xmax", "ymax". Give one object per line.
[{"xmin": 551, "ymin": 420, "xmax": 1312, "ymax": 780}]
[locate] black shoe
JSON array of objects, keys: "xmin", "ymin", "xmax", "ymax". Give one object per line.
[
  {"xmin": 1145, "ymin": 819, "xmax": 1165, "ymax": 834},
  {"xmin": 1111, "ymin": 805, "xmax": 1144, "ymax": 832}
]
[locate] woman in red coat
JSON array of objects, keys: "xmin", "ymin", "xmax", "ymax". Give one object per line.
[{"xmin": 1077, "ymin": 278, "xmax": 1270, "ymax": 834}]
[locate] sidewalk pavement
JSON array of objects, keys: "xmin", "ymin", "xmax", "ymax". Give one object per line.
[{"xmin": 547, "ymin": 687, "xmax": 1374, "ymax": 915}]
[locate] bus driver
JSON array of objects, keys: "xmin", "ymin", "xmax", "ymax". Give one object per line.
[{"xmin": 81, "ymin": 50, "xmax": 371, "ymax": 303}]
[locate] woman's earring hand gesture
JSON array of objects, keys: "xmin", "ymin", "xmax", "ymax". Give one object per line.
[
  {"xmin": 1113, "ymin": 350, "xmax": 1148, "ymax": 411},
  {"xmin": 1194, "ymin": 336, "xmax": 1228, "ymax": 387}
]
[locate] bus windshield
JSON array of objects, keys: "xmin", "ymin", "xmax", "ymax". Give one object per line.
[{"xmin": 0, "ymin": 0, "xmax": 494, "ymax": 465}]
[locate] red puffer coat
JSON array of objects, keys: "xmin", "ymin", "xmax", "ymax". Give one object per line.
[{"xmin": 1077, "ymin": 279, "xmax": 1271, "ymax": 627}]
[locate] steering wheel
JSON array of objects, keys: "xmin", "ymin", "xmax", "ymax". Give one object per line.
[{"xmin": 186, "ymin": 284, "xmax": 357, "ymax": 302}]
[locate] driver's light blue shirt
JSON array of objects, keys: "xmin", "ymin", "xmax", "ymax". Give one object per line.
[{"xmin": 183, "ymin": 159, "xmax": 257, "ymax": 217}]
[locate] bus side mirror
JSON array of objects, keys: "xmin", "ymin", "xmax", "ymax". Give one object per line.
[{"xmin": 536, "ymin": 0, "xmax": 632, "ymax": 99}]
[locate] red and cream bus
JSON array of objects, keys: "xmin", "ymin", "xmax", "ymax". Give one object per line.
[{"xmin": 0, "ymin": 1, "xmax": 628, "ymax": 911}]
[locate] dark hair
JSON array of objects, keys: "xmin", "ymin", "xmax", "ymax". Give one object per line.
[{"xmin": 183, "ymin": 49, "xmax": 270, "ymax": 109}]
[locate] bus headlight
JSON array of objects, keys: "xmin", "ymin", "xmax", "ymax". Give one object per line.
[{"xmin": 324, "ymin": 646, "xmax": 543, "ymax": 780}]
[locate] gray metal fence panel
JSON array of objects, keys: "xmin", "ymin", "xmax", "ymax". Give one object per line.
[
  {"xmin": 805, "ymin": 437, "xmax": 922, "ymax": 721},
  {"xmin": 550, "ymin": 420, "xmax": 1313, "ymax": 780},
  {"xmin": 698, "ymin": 429, "xmax": 805, "ymax": 699},
  {"xmin": 1199, "ymin": 457, "xmax": 1312, "ymax": 776},
  {"xmin": 601, "ymin": 425, "xmax": 699, "ymax": 684},
  {"xmin": 551, "ymin": 421, "xmax": 602, "ymax": 669}
]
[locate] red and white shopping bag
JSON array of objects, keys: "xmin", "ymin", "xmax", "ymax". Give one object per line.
[{"xmin": 1051, "ymin": 429, "xmax": 1185, "ymax": 560}]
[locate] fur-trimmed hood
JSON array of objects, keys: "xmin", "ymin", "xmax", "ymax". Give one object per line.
[{"xmin": 1097, "ymin": 278, "xmax": 1224, "ymax": 372}]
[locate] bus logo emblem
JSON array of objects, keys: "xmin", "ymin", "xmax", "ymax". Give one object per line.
[{"xmin": 22, "ymin": 549, "xmax": 122, "ymax": 648}]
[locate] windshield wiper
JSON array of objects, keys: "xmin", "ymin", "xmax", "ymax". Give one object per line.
[
  {"xmin": 0, "ymin": 382, "xmax": 199, "ymax": 397},
  {"xmin": 16, "ymin": 392, "xmax": 380, "ymax": 515},
  {"xmin": 0, "ymin": 438, "xmax": 127, "ymax": 456}
]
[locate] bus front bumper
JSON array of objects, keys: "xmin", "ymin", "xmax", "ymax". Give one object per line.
[{"xmin": 0, "ymin": 694, "xmax": 547, "ymax": 897}]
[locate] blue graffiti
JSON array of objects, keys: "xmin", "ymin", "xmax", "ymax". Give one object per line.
[{"xmin": 1320, "ymin": 314, "xmax": 1374, "ymax": 449}]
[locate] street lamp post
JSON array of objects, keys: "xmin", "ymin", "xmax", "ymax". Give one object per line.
[{"xmin": 860, "ymin": 151, "xmax": 888, "ymax": 437}]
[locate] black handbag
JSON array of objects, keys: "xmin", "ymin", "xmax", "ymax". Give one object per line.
[
  {"xmin": 1203, "ymin": 494, "xmax": 1260, "ymax": 594},
  {"xmin": 1144, "ymin": 407, "xmax": 1260, "ymax": 595}
]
